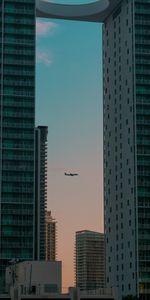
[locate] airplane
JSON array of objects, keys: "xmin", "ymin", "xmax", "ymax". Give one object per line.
[{"xmin": 64, "ymin": 172, "xmax": 79, "ymax": 176}]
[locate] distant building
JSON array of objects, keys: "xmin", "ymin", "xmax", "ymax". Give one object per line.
[
  {"xmin": 75, "ymin": 230, "xmax": 105, "ymax": 291},
  {"xmin": 46, "ymin": 211, "xmax": 57, "ymax": 261},
  {"xmin": 35, "ymin": 126, "xmax": 48, "ymax": 260}
]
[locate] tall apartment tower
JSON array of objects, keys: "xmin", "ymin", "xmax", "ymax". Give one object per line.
[
  {"xmin": 35, "ymin": 126, "xmax": 48, "ymax": 260},
  {"xmin": 75, "ymin": 230, "xmax": 105, "ymax": 291},
  {"xmin": 103, "ymin": 1, "xmax": 150, "ymax": 298},
  {"xmin": 46, "ymin": 211, "xmax": 57, "ymax": 261},
  {"xmin": 0, "ymin": 0, "xmax": 35, "ymax": 291}
]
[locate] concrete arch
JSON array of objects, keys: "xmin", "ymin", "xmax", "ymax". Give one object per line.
[{"xmin": 36, "ymin": 0, "xmax": 120, "ymax": 23}]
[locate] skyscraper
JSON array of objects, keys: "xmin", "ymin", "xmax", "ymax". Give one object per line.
[
  {"xmin": 36, "ymin": 0, "xmax": 150, "ymax": 297},
  {"xmin": 103, "ymin": 1, "xmax": 150, "ymax": 298},
  {"xmin": 46, "ymin": 211, "xmax": 57, "ymax": 261},
  {"xmin": 75, "ymin": 230, "xmax": 105, "ymax": 291},
  {"xmin": 35, "ymin": 126, "xmax": 48, "ymax": 260},
  {"xmin": 0, "ymin": 0, "xmax": 35, "ymax": 292}
]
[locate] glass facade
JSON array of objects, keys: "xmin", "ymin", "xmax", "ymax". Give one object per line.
[
  {"xmin": 135, "ymin": 0, "xmax": 150, "ymax": 296},
  {"xmin": 0, "ymin": 0, "xmax": 35, "ymax": 291}
]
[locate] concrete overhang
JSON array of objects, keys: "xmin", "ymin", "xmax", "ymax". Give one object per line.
[{"xmin": 36, "ymin": 0, "xmax": 121, "ymax": 23}]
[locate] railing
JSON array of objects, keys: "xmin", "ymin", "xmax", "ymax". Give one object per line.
[
  {"xmin": 4, "ymin": 38, "xmax": 34, "ymax": 46},
  {"xmin": 3, "ymin": 59, "xmax": 34, "ymax": 66},
  {"xmin": 137, "ymin": 129, "xmax": 150, "ymax": 135},
  {"xmin": 136, "ymin": 39, "xmax": 150, "ymax": 45},
  {"xmin": 1, "ymin": 242, "xmax": 33, "ymax": 248},
  {"xmin": 1, "ymin": 111, "xmax": 34, "ymax": 117},
  {"xmin": 2, "ymin": 154, "xmax": 33, "ymax": 160},
  {"xmin": 3, "ymin": 122, "xmax": 34, "ymax": 129},
  {"xmin": 1, "ymin": 133, "xmax": 34, "ymax": 139},
  {"xmin": 136, "ymin": 78, "xmax": 150, "ymax": 85},
  {"xmin": 135, "ymin": 8, "xmax": 150, "ymax": 15},
  {"xmin": 135, "ymin": 19, "xmax": 150, "ymax": 26},
  {"xmin": 4, "ymin": 28, "xmax": 34, "ymax": 35},
  {"xmin": 3, "ymin": 49, "xmax": 34, "ymax": 55},
  {"xmin": 2, "ymin": 176, "xmax": 33, "ymax": 183},
  {"xmin": 3, "ymin": 69, "xmax": 34, "ymax": 76},
  {"xmin": 80, "ymin": 288, "xmax": 113, "ymax": 296},
  {"xmin": 4, "ymin": 18, "xmax": 34, "ymax": 25},
  {"xmin": 3, "ymin": 80, "xmax": 34, "ymax": 87},
  {"xmin": 2, "ymin": 8, "xmax": 34, "ymax": 15},
  {"xmin": 136, "ymin": 59, "xmax": 150, "ymax": 65},
  {"xmin": 136, "ymin": 68, "xmax": 150, "ymax": 75},
  {"xmin": 1, "ymin": 231, "xmax": 33, "ymax": 237},
  {"xmin": 2, "ymin": 165, "xmax": 33, "ymax": 171},
  {"xmin": 2, "ymin": 101, "xmax": 34, "ymax": 108},
  {"xmin": 1, "ymin": 220, "xmax": 33, "ymax": 225}
]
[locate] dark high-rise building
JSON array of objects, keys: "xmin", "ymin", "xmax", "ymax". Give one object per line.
[
  {"xmin": 0, "ymin": 0, "xmax": 35, "ymax": 291},
  {"xmin": 35, "ymin": 126, "xmax": 48, "ymax": 260},
  {"xmin": 103, "ymin": 1, "xmax": 150, "ymax": 298}
]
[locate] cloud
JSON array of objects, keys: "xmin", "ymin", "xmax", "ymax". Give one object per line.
[
  {"xmin": 36, "ymin": 49, "xmax": 53, "ymax": 66},
  {"xmin": 36, "ymin": 21, "xmax": 57, "ymax": 37}
]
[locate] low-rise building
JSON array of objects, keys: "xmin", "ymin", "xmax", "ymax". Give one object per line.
[
  {"xmin": 2, "ymin": 261, "xmax": 118, "ymax": 300},
  {"xmin": 5, "ymin": 261, "xmax": 61, "ymax": 297},
  {"xmin": 0, "ymin": 287, "xmax": 118, "ymax": 300}
]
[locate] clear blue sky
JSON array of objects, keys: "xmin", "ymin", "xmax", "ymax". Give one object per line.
[{"xmin": 36, "ymin": 4, "xmax": 103, "ymax": 288}]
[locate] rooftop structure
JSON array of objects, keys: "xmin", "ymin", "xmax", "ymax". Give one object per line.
[{"xmin": 36, "ymin": 0, "xmax": 121, "ymax": 22}]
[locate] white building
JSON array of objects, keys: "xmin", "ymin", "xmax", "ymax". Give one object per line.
[
  {"xmin": 46, "ymin": 211, "xmax": 57, "ymax": 261},
  {"xmin": 5, "ymin": 261, "xmax": 61, "ymax": 297},
  {"xmin": 3, "ymin": 260, "xmax": 118, "ymax": 300},
  {"xmin": 1, "ymin": 286, "xmax": 118, "ymax": 300}
]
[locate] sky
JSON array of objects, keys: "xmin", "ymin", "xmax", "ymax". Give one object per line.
[{"xmin": 36, "ymin": 2, "xmax": 103, "ymax": 290}]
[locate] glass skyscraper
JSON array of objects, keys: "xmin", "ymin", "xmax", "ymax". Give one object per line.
[
  {"xmin": 0, "ymin": 0, "xmax": 35, "ymax": 291},
  {"xmin": 135, "ymin": 0, "xmax": 150, "ymax": 297}
]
